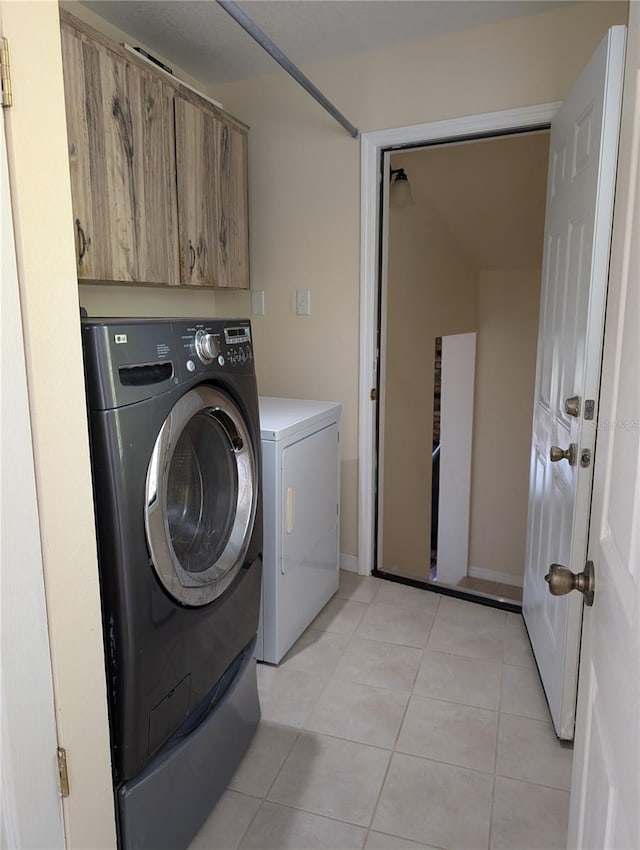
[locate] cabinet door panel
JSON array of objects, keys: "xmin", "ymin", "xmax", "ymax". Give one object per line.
[
  {"xmin": 61, "ymin": 25, "xmax": 178, "ymax": 284},
  {"xmin": 127, "ymin": 68, "xmax": 178, "ymax": 284},
  {"xmin": 175, "ymin": 97, "xmax": 250, "ymax": 288},
  {"xmin": 214, "ymin": 120, "xmax": 250, "ymax": 289},
  {"xmin": 61, "ymin": 26, "xmax": 100, "ymax": 279},
  {"xmin": 174, "ymin": 96, "xmax": 217, "ymax": 286}
]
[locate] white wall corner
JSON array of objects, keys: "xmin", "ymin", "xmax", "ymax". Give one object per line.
[{"xmin": 340, "ymin": 553, "xmax": 360, "ymax": 574}]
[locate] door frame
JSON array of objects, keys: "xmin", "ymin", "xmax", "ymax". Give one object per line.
[{"xmin": 358, "ymin": 102, "xmax": 561, "ymax": 577}]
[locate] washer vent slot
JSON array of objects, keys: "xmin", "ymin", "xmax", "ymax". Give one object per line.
[{"xmin": 119, "ymin": 362, "xmax": 173, "ymax": 387}]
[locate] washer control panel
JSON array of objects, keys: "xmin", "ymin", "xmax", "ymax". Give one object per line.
[{"xmin": 178, "ymin": 321, "xmax": 254, "ymax": 375}]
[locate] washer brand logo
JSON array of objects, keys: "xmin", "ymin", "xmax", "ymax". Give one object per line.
[{"xmin": 114, "ymin": 334, "xmax": 128, "ymax": 344}]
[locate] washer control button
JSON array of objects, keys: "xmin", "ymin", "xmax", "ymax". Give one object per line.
[
  {"xmin": 186, "ymin": 359, "xmax": 196, "ymax": 372},
  {"xmin": 217, "ymin": 355, "xmax": 225, "ymax": 366}
]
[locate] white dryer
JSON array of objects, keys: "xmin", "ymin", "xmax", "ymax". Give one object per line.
[{"xmin": 256, "ymin": 397, "xmax": 342, "ymax": 663}]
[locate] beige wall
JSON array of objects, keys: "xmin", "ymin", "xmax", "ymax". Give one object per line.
[
  {"xmin": 382, "ymin": 171, "xmax": 478, "ymax": 579},
  {"xmin": 469, "ymin": 270, "xmax": 542, "ymax": 581},
  {"xmin": 210, "ymin": 1, "xmax": 626, "ymax": 565},
  {"xmin": 0, "ymin": 1, "xmax": 116, "ymax": 846}
]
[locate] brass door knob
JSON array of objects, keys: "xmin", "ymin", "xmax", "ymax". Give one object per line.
[
  {"xmin": 564, "ymin": 395, "xmax": 581, "ymax": 417},
  {"xmin": 545, "ymin": 561, "xmax": 595, "ymax": 606},
  {"xmin": 550, "ymin": 444, "xmax": 577, "ymax": 465}
]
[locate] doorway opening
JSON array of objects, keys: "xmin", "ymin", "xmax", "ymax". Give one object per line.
[{"xmin": 368, "ymin": 123, "xmax": 551, "ymax": 608}]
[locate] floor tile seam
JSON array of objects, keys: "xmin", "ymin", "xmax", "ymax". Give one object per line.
[
  {"xmin": 410, "ymin": 686, "xmax": 499, "ymax": 712},
  {"xmin": 501, "ymin": 658, "xmax": 536, "ymax": 670},
  {"xmin": 325, "ymin": 670, "xmax": 414, "ymax": 697},
  {"xmin": 295, "ymin": 672, "xmax": 335, "ymax": 728},
  {"xmin": 492, "ymin": 773, "xmax": 572, "ymax": 795},
  {"xmin": 296, "ymin": 723, "xmax": 398, "ymax": 755},
  {"xmin": 494, "ymin": 660, "xmax": 507, "ymax": 766},
  {"xmin": 261, "ymin": 793, "xmax": 381, "ymax": 832},
  {"xmin": 367, "ymin": 599, "xmax": 440, "ymax": 618},
  {"xmin": 343, "ymin": 631, "xmax": 425, "ymax": 656},
  {"xmin": 362, "ymin": 721, "xmax": 397, "ymax": 836},
  {"xmin": 420, "ymin": 644, "xmax": 503, "ymax": 666},
  {"xmin": 428, "ymin": 622, "xmax": 509, "ymax": 647},
  {"xmin": 352, "ymin": 632, "xmax": 430, "ymax": 651},
  {"xmin": 366, "ymin": 828, "xmax": 450, "ymax": 850},
  {"xmin": 493, "ymin": 767, "xmax": 571, "ymax": 793},
  {"xmin": 422, "ymin": 643, "xmax": 506, "ymax": 664},
  {"xmin": 387, "ymin": 669, "xmax": 418, "ymax": 753},
  {"xmin": 388, "ymin": 747, "xmax": 496, "ymax": 780},
  {"xmin": 392, "ymin": 741, "xmax": 498, "ymax": 777},
  {"xmin": 497, "ymin": 708, "xmax": 560, "ymax": 729},
  {"xmin": 365, "ymin": 828, "xmax": 450, "ymax": 850},
  {"xmin": 332, "ymin": 625, "xmax": 360, "ymax": 668},
  {"xmin": 404, "ymin": 690, "xmax": 501, "ymax": 719},
  {"xmin": 501, "ymin": 660, "xmax": 541, "ymax": 674},
  {"xmin": 485, "ymin": 649, "xmax": 507, "ymax": 850},
  {"xmin": 485, "ymin": 770, "xmax": 497, "ymax": 850},
  {"xmin": 224, "ymin": 790, "xmax": 265, "ymax": 850},
  {"xmin": 258, "ymin": 664, "xmax": 333, "ymax": 710},
  {"xmin": 252, "ymin": 725, "xmax": 303, "ymax": 804},
  {"xmin": 497, "ymin": 707, "xmax": 553, "ymax": 723},
  {"xmin": 319, "ymin": 624, "xmax": 365, "ymax": 638}
]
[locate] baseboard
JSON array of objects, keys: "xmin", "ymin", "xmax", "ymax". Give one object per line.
[
  {"xmin": 340, "ymin": 554, "xmax": 360, "ymax": 574},
  {"xmin": 468, "ymin": 566, "xmax": 523, "ymax": 588}
]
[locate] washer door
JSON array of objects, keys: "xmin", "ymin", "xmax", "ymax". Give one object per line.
[{"xmin": 145, "ymin": 385, "xmax": 257, "ymax": 606}]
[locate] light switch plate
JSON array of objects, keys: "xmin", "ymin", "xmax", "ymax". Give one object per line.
[
  {"xmin": 296, "ymin": 289, "xmax": 311, "ymax": 316},
  {"xmin": 251, "ymin": 290, "xmax": 265, "ymax": 315}
]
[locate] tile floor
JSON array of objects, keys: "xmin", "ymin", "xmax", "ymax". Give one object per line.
[{"xmin": 189, "ymin": 572, "xmax": 572, "ymax": 850}]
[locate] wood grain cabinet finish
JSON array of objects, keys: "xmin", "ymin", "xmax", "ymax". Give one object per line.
[
  {"xmin": 175, "ymin": 97, "xmax": 250, "ymax": 289},
  {"xmin": 60, "ymin": 12, "xmax": 250, "ymax": 289},
  {"xmin": 60, "ymin": 21, "xmax": 179, "ymax": 285}
]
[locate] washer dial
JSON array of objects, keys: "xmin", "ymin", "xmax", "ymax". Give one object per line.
[{"xmin": 194, "ymin": 330, "xmax": 221, "ymax": 363}]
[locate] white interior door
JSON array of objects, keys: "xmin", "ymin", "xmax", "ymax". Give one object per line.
[
  {"xmin": 0, "ymin": 114, "xmax": 65, "ymax": 845},
  {"xmin": 523, "ymin": 26, "xmax": 626, "ymax": 740},
  {"xmin": 568, "ymin": 7, "xmax": 640, "ymax": 845}
]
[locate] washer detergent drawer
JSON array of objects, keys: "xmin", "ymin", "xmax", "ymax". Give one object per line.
[{"xmin": 117, "ymin": 646, "xmax": 260, "ymax": 850}]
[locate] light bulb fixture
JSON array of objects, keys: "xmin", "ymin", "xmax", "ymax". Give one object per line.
[{"xmin": 389, "ymin": 167, "xmax": 414, "ymax": 207}]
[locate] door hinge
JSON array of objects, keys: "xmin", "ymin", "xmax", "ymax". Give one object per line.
[
  {"xmin": 1, "ymin": 37, "xmax": 13, "ymax": 107},
  {"xmin": 57, "ymin": 747, "xmax": 70, "ymax": 798}
]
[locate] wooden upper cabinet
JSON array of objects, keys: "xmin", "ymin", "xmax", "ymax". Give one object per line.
[
  {"xmin": 175, "ymin": 96, "xmax": 250, "ymax": 289},
  {"xmin": 60, "ymin": 21, "xmax": 179, "ymax": 285},
  {"xmin": 214, "ymin": 117, "xmax": 250, "ymax": 290}
]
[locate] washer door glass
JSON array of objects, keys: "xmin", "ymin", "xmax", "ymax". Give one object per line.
[{"xmin": 145, "ymin": 386, "xmax": 257, "ymax": 606}]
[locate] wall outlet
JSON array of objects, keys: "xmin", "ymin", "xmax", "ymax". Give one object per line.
[
  {"xmin": 296, "ymin": 289, "xmax": 311, "ymax": 316},
  {"xmin": 251, "ymin": 290, "xmax": 265, "ymax": 315}
]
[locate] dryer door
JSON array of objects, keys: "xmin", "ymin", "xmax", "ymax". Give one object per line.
[{"xmin": 145, "ymin": 385, "xmax": 257, "ymax": 606}]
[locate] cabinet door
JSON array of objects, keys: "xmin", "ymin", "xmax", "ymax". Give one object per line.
[
  {"xmin": 175, "ymin": 97, "xmax": 250, "ymax": 288},
  {"xmin": 174, "ymin": 95, "xmax": 217, "ymax": 286},
  {"xmin": 61, "ymin": 24, "xmax": 178, "ymax": 284},
  {"xmin": 214, "ymin": 119, "xmax": 250, "ymax": 289}
]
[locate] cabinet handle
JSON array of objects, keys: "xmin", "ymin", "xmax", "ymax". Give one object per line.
[
  {"xmin": 188, "ymin": 240, "xmax": 196, "ymax": 274},
  {"xmin": 75, "ymin": 218, "xmax": 91, "ymax": 266}
]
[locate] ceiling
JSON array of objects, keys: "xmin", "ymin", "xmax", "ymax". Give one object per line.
[
  {"xmin": 79, "ymin": 0, "xmax": 574, "ymax": 87},
  {"xmin": 392, "ymin": 131, "xmax": 551, "ymax": 271}
]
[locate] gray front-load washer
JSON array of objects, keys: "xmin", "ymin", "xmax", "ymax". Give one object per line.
[{"xmin": 81, "ymin": 317, "xmax": 262, "ymax": 850}]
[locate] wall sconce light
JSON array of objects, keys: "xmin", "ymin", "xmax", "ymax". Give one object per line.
[{"xmin": 390, "ymin": 167, "xmax": 414, "ymax": 207}]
